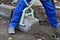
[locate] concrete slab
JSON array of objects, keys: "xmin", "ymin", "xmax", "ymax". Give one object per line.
[
  {"xmin": 19, "ymin": 16, "xmax": 39, "ymax": 33},
  {"xmin": 0, "ymin": 4, "xmax": 15, "ymax": 19}
]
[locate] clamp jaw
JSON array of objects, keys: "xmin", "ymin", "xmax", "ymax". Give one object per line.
[
  {"xmin": 19, "ymin": 0, "xmax": 39, "ymax": 32},
  {"xmin": 19, "ymin": 0, "xmax": 37, "ymax": 26}
]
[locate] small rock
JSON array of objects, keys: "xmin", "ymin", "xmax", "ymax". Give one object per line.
[
  {"xmin": 1, "ymin": 32, "xmax": 4, "ymax": 34},
  {"xmin": 58, "ymin": 2, "xmax": 60, "ymax": 4},
  {"xmin": 0, "ymin": 17, "xmax": 2, "ymax": 20},
  {"xmin": 37, "ymin": 39, "xmax": 42, "ymax": 40},
  {"xmin": 8, "ymin": 37, "xmax": 13, "ymax": 40},
  {"xmin": 41, "ymin": 37, "xmax": 45, "ymax": 39}
]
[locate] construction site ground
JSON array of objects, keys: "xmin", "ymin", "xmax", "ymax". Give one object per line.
[
  {"xmin": 0, "ymin": 8, "xmax": 60, "ymax": 40},
  {"xmin": 0, "ymin": 2, "xmax": 60, "ymax": 40}
]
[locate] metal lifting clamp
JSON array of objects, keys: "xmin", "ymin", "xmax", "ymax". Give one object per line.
[{"xmin": 19, "ymin": 0, "xmax": 39, "ymax": 32}]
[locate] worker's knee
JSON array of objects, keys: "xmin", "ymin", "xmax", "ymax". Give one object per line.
[
  {"xmin": 17, "ymin": 0, "xmax": 31, "ymax": 6},
  {"xmin": 15, "ymin": 0, "xmax": 31, "ymax": 10}
]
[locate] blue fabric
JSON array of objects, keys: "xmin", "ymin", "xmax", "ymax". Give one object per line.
[
  {"xmin": 40, "ymin": 0, "xmax": 58, "ymax": 28},
  {"xmin": 9, "ymin": 0, "xmax": 58, "ymax": 28}
]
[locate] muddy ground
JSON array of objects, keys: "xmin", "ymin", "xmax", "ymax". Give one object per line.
[{"xmin": 0, "ymin": 9, "xmax": 60, "ymax": 40}]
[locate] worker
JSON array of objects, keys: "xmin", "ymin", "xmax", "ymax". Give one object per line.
[{"xmin": 8, "ymin": 0, "xmax": 60, "ymax": 36}]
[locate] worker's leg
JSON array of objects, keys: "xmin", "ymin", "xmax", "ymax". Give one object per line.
[
  {"xmin": 40, "ymin": 0, "xmax": 58, "ymax": 28},
  {"xmin": 9, "ymin": 0, "xmax": 31, "ymax": 34},
  {"xmin": 9, "ymin": 0, "xmax": 31, "ymax": 29}
]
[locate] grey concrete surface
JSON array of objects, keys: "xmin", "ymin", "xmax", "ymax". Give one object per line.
[{"xmin": 0, "ymin": 4, "xmax": 15, "ymax": 19}]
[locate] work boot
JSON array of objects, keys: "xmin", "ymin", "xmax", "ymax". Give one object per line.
[
  {"xmin": 8, "ymin": 27, "xmax": 15, "ymax": 34},
  {"xmin": 56, "ymin": 23, "xmax": 60, "ymax": 36}
]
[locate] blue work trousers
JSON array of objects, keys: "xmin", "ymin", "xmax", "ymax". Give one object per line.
[{"xmin": 9, "ymin": 0, "xmax": 58, "ymax": 28}]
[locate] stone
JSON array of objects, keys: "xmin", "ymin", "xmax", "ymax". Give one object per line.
[
  {"xmin": 0, "ymin": 17, "xmax": 2, "ymax": 20},
  {"xmin": 37, "ymin": 39, "xmax": 42, "ymax": 40},
  {"xmin": 8, "ymin": 37, "xmax": 13, "ymax": 40},
  {"xmin": 0, "ymin": 4, "xmax": 15, "ymax": 19}
]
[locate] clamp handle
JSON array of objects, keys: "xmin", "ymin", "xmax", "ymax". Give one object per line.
[{"xmin": 24, "ymin": 0, "xmax": 37, "ymax": 9}]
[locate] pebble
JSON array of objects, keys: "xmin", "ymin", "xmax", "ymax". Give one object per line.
[
  {"xmin": 0, "ymin": 17, "xmax": 2, "ymax": 20},
  {"xmin": 8, "ymin": 37, "xmax": 13, "ymax": 40},
  {"xmin": 58, "ymin": 2, "xmax": 60, "ymax": 4},
  {"xmin": 1, "ymin": 32, "xmax": 4, "ymax": 34},
  {"xmin": 41, "ymin": 37, "xmax": 45, "ymax": 39},
  {"xmin": 37, "ymin": 39, "xmax": 42, "ymax": 40}
]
